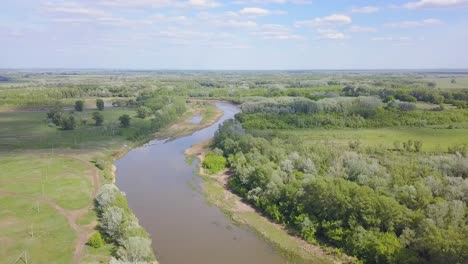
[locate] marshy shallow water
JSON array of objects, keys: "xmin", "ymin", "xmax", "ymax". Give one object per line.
[{"xmin": 115, "ymin": 103, "xmax": 286, "ymax": 264}]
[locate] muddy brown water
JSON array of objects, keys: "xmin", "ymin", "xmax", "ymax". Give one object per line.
[{"xmin": 115, "ymin": 103, "xmax": 287, "ymax": 264}]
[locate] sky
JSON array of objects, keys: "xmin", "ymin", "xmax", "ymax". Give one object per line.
[{"xmin": 1, "ymin": 0, "xmax": 468, "ymax": 69}]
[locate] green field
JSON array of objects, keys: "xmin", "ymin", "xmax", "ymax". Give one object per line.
[
  {"xmin": 423, "ymin": 76, "xmax": 468, "ymax": 89},
  {"xmin": 0, "ymin": 107, "xmax": 152, "ymax": 150},
  {"xmin": 0, "ymin": 101, "xmax": 219, "ymax": 263},
  {"xmin": 270, "ymin": 126, "xmax": 468, "ymax": 152},
  {"xmin": 0, "ymin": 153, "xmax": 96, "ymax": 263}
]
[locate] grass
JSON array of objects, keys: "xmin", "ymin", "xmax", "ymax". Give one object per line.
[
  {"xmin": 0, "ymin": 107, "xmax": 151, "ymax": 150},
  {"xmin": 423, "ymin": 76, "xmax": 468, "ymax": 89},
  {"xmin": 0, "ymin": 154, "xmax": 93, "ymax": 210},
  {"xmin": 268, "ymin": 126, "xmax": 468, "ymax": 152},
  {"xmin": 0, "ymin": 102, "xmax": 221, "ymax": 263},
  {"xmin": 0, "ymin": 191, "xmax": 76, "ymax": 263}
]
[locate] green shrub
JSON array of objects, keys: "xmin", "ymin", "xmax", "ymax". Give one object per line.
[
  {"xmin": 203, "ymin": 153, "xmax": 227, "ymax": 174},
  {"xmin": 75, "ymin": 100, "xmax": 84, "ymax": 111},
  {"xmin": 94, "ymin": 159, "xmax": 105, "ymax": 170},
  {"xmin": 119, "ymin": 114, "xmax": 131, "ymax": 128},
  {"xmin": 87, "ymin": 232, "xmax": 104, "ymax": 248},
  {"xmin": 92, "ymin": 112, "xmax": 104, "ymax": 126},
  {"xmin": 96, "ymin": 99, "xmax": 104, "ymax": 111}
]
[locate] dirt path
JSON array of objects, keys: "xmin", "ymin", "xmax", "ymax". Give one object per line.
[{"xmin": 60, "ymin": 155, "xmax": 100, "ymax": 264}]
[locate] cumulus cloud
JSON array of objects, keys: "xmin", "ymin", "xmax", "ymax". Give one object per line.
[
  {"xmin": 384, "ymin": 18, "xmax": 442, "ymax": 28},
  {"xmin": 96, "ymin": 0, "xmax": 176, "ymax": 8},
  {"xmin": 351, "ymin": 6, "xmax": 380, "ymax": 13},
  {"xmin": 232, "ymin": 0, "xmax": 312, "ymax": 4},
  {"xmin": 404, "ymin": 0, "xmax": 468, "ymax": 9},
  {"xmin": 42, "ymin": 2, "xmax": 109, "ymax": 17},
  {"xmin": 223, "ymin": 20, "xmax": 258, "ymax": 28},
  {"xmin": 295, "ymin": 14, "xmax": 352, "ymax": 27},
  {"xmin": 372, "ymin": 36, "xmax": 411, "ymax": 41},
  {"xmin": 317, "ymin": 29, "xmax": 348, "ymax": 40},
  {"xmin": 186, "ymin": 0, "xmax": 221, "ymax": 8},
  {"xmin": 349, "ymin": 26, "xmax": 377, "ymax": 33},
  {"xmin": 253, "ymin": 24, "xmax": 304, "ymax": 40},
  {"xmin": 239, "ymin": 7, "xmax": 270, "ymax": 15}
]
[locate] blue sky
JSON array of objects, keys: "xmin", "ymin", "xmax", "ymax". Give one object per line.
[{"xmin": 2, "ymin": 0, "xmax": 468, "ymax": 69}]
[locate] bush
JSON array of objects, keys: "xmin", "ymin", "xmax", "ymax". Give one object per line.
[
  {"xmin": 47, "ymin": 103, "xmax": 65, "ymax": 126},
  {"xmin": 75, "ymin": 100, "xmax": 84, "ymax": 111},
  {"xmin": 119, "ymin": 114, "xmax": 131, "ymax": 128},
  {"xmin": 93, "ymin": 159, "xmax": 106, "ymax": 170},
  {"xmin": 96, "ymin": 99, "xmax": 104, "ymax": 111},
  {"xmin": 203, "ymin": 153, "xmax": 227, "ymax": 174},
  {"xmin": 136, "ymin": 106, "xmax": 152, "ymax": 119},
  {"xmin": 61, "ymin": 115, "xmax": 76, "ymax": 130},
  {"xmin": 87, "ymin": 232, "xmax": 104, "ymax": 248}
]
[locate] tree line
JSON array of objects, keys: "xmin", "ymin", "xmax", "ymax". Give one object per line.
[{"xmin": 212, "ymin": 119, "xmax": 467, "ymax": 264}]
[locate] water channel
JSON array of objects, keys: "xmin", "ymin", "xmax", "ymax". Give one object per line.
[{"xmin": 115, "ymin": 102, "xmax": 286, "ymax": 264}]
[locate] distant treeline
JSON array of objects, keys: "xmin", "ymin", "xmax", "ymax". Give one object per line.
[{"xmin": 236, "ymin": 96, "xmax": 468, "ymax": 129}]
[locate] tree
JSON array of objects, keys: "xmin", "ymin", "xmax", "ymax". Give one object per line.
[
  {"xmin": 96, "ymin": 99, "xmax": 104, "ymax": 111},
  {"xmin": 136, "ymin": 106, "xmax": 152, "ymax": 119},
  {"xmin": 61, "ymin": 115, "xmax": 76, "ymax": 130},
  {"xmin": 116, "ymin": 237, "xmax": 153, "ymax": 262},
  {"xmin": 119, "ymin": 114, "xmax": 131, "ymax": 128},
  {"xmin": 92, "ymin": 112, "xmax": 104, "ymax": 126},
  {"xmin": 47, "ymin": 103, "xmax": 64, "ymax": 126},
  {"xmin": 101, "ymin": 206, "xmax": 124, "ymax": 241},
  {"xmin": 75, "ymin": 100, "xmax": 84, "ymax": 112}
]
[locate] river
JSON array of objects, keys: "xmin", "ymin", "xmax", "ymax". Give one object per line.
[{"xmin": 115, "ymin": 102, "xmax": 286, "ymax": 264}]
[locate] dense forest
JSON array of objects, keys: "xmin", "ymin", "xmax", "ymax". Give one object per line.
[{"xmin": 213, "ymin": 118, "xmax": 467, "ymax": 263}]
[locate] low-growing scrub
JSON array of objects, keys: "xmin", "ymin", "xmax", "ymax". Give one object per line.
[
  {"xmin": 203, "ymin": 152, "xmax": 227, "ymax": 174},
  {"xmin": 87, "ymin": 232, "xmax": 105, "ymax": 248}
]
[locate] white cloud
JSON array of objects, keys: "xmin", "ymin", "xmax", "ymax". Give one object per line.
[
  {"xmin": 372, "ymin": 36, "xmax": 411, "ymax": 41},
  {"xmin": 295, "ymin": 14, "xmax": 352, "ymax": 27},
  {"xmin": 186, "ymin": 0, "xmax": 220, "ymax": 8},
  {"xmin": 349, "ymin": 26, "xmax": 377, "ymax": 33},
  {"xmin": 317, "ymin": 29, "xmax": 348, "ymax": 40},
  {"xmin": 97, "ymin": 0, "xmax": 176, "ymax": 8},
  {"xmin": 404, "ymin": 0, "xmax": 468, "ymax": 9},
  {"xmin": 253, "ymin": 24, "xmax": 304, "ymax": 40},
  {"xmin": 384, "ymin": 18, "xmax": 442, "ymax": 28},
  {"xmin": 223, "ymin": 20, "xmax": 258, "ymax": 28},
  {"xmin": 42, "ymin": 2, "xmax": 109, "ymax": 17},
  {"xmin": 239, "ymin": 7, "xmax": 270, "ymax": 16},
  {"xmin": 232, "ymin": 0, "xmax": 312, "ymax": 4},
  {"xmin": 351, "ymin": 6, "xmax": 380, "ymax": 13}
]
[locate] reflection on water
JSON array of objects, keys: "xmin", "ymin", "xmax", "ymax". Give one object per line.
[{"xmin": 115, "ymin": 103, "xmax": 286, "ymax": 264}]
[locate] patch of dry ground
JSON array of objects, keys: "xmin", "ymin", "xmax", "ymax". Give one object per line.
[{"xmin": 155, "ymin": 102, "xmax": 223, "ymax": 139}]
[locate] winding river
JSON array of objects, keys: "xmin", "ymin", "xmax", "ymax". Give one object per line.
[{"xmin": 115, "ymin": 103, "xmax": 286, "ymax": 264}]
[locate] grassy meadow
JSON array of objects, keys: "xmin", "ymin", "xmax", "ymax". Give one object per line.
[
  {"xmin": 0, "ymin": 153, "xmax": 94, "ymax": 263},
  {"xmin": 268, "ymin": 125, "xmax": 468, "ymax": 152}
]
